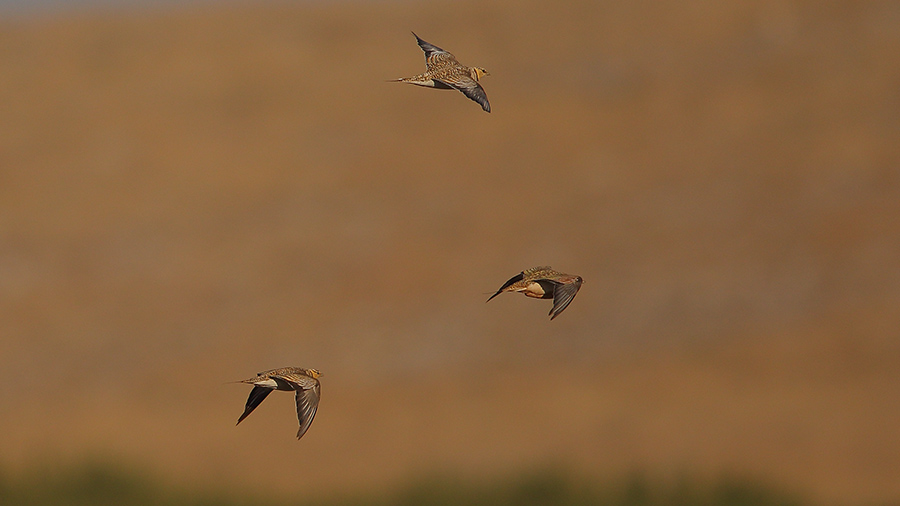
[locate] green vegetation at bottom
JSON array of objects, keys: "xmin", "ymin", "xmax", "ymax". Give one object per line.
[{"xmin": 0, "ymin": 463, "xmax": 805, "ymax": 506}]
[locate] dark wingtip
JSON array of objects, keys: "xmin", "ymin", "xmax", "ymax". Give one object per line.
[
  {"xmin": 492, "ymin": 272, "xmax": 524, "ymax": 296},
  {"xmin": 236, "ymin": 407, "xmax": 254, "ymax": 425},
  {"xmin": 549, "ymin": 301, "xmax": 561, "ymax": 320},
  {"xmin": 486, "ymin": 291, "xmax": 502, "ymax": 303}
]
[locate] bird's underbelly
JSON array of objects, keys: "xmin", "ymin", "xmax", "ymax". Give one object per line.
[
  {"xmin": 407, "ymin": 79, "xmax": 454, "ymax": 89},
  {"xmin": 253, "ymin": 378, "xmax": 279, "ymax": 388},
  {"xmin": 253, "ymin": 378, "xmax": 293, "ymax": 391},
  {"xmin": 522, "ymin": 282, "xmax": 548, "ymax": 298}
]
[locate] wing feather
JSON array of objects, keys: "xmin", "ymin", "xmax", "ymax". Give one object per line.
[
  {"xmin": 487, "ymin": 271, "xmax": 524, "ymax": 302},
  {"xmin": 436, "ymin": 75, "xmax": 490, "ymax": 112},
  {"xmin": 458, "ymin": 81, "xmax": 491, "ymax": 113},
  {"xmin": 412, "ymin": 32, "xmax": 457, "ymax": 70},
  {"xmin": 294, "ymin": 384, "xmax": 321, "ymax": 440},
  {"xmin": 549, "ymin": 279, "xmax": 582, "ymax": 320},
  {"xmin": 237, "ymin": 386, "xmax": 273, "ymax": 425}
]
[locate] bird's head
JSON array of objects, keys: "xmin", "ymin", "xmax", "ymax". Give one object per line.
[
  {"xmin": 471, "ymin": 67, "xmax": 490, "ymax": 81},
  {"xmin": 306, "ymin": 368, "xmax": 322, "ymax": 379}
]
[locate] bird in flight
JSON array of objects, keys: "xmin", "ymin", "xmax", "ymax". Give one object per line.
[
  {"xmin": 392, "ymin": 32, "xmax": 491, "ymax": 112},
  {"xmin": 487, "ymin": 266, "xmax": 583, "ymax": 320},
  {"xmin": 234, "ymin": 367, "xmax": 321, "ymax": 440}
]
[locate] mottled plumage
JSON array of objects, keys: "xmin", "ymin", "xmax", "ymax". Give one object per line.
[
  {"xmin": 393, "ymin": 32, "xmax": 491, "ymax": 112},
  {"xmin": 487, "ymin": 266, "xmax": 583, "ymax": 320},
  {"xmin": 235, "ymin": 367, "xmax": 321, "ymax": 440}
]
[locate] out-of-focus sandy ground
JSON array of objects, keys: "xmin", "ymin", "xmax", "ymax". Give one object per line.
[{"xmin": 1, "ymin": 0, "xmax": 898, "ymax": 503}]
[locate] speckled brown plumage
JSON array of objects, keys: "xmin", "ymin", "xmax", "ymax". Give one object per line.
[
  {"xmin": 487, "ymin": 266, "xmax": 583, "ymax": 320},
  {"xmin": 393, "ymin": 32, "xmax": 491, "ymax": 112},
  {"xmin": 235, "ymin": 367, "xmax": 321, "ymax": 440}
]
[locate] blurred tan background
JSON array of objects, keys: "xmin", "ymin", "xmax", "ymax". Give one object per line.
[{"xmin": 1, "ymin": 0, "xmax": 898, "ymax": 503}]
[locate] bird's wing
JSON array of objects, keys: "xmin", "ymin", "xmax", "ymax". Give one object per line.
[
  {"xmin": 277, "ymin": 372, "xmax": 318, "ymax": 390},
  {"xmin": 413, "ymin": 32, "xmax": 457, "ymax": 70},
  {"xmin": 438, "ymin": 75, "xmax": 490, "ymax": 112},
  {"xmin": 294, "ymin": 383, "xmax": 321, "ymax": 440},
  {"xmin": 548, "ymin": 278, "xmax": 582, "ymax": 320},
  {"xmin": 237, "ymin": 386, "xmax": 273, "ymax": 425},
  {"xmin": 523, "ymin": 266, "xmax": 555, "ymax": 279},
  {"xmin": 487, "ymin": 270, "xmax": 525, "ymax": 302}
]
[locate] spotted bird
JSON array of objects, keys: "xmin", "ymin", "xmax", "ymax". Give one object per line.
[
  {"xmin": 487, "ymin": 266, "xmax": 583, "ymax": 320},
  {"xmin": 235, "ymin": 367, "xmax": 321, "ymax": 440},
  {"xmin": 393, "ymin": 32, "xmax": 491, "ymax": 112}
]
